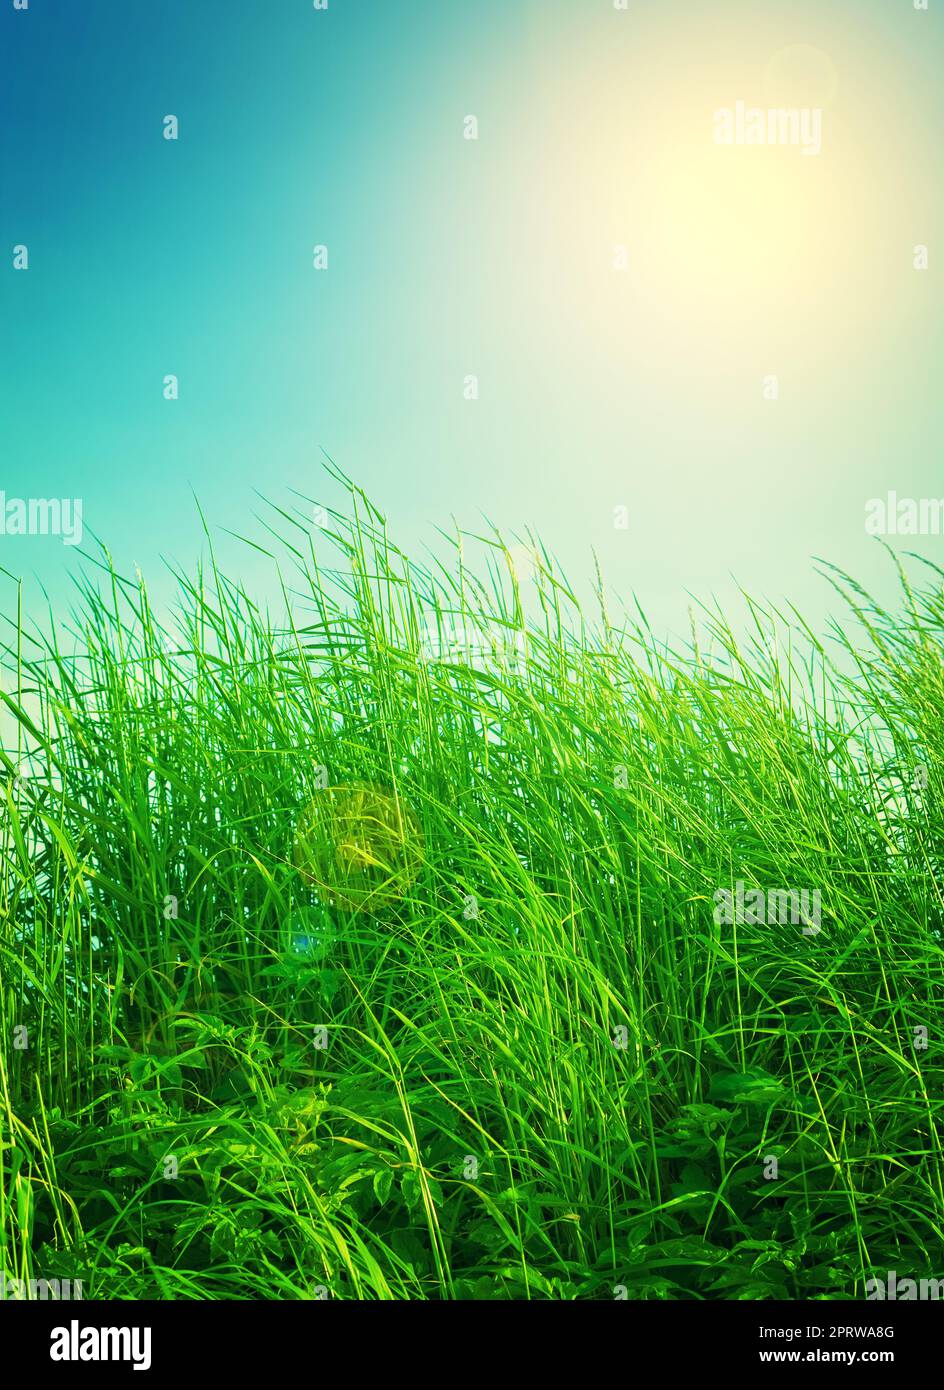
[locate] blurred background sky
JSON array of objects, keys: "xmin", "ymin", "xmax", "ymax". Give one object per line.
[{"xmin": 1, "ymin": 0, "xmax": 941, "ymax": 647}]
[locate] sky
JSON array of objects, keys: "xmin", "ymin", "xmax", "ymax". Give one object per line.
[{"xmin": 1, "ymin": 0, "xmax": 942, "ymax": 649}]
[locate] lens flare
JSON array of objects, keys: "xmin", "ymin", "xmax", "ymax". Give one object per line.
[{"xmin": 294, "ymin": 784, "xmax": 423, "ymax": 913}]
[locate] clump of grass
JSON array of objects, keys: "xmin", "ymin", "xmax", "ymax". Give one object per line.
[{"xmin": 1, "ymin": 470, "xmax": 943, "ymax": 1300}]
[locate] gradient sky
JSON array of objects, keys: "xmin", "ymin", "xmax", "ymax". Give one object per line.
[{"xmin": 1, "ymin": 0, "xmax": 942, "ymax": 645}]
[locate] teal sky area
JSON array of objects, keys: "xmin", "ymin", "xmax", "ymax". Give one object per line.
[{"xmin": 2, "ymin": 0, "xmax": 942, "ymax": 653}]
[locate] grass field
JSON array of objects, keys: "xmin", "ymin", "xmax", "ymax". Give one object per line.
[{"xmin": 2, "ymin": 470, "xmax": 943, "ymax": 1300}]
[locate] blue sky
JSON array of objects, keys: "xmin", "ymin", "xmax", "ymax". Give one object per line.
[{"xmin": 2, "ymin": 0, "xmax": 941, "ymax": 647}]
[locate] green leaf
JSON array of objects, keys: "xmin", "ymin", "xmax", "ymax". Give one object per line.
[{"xmin": 373, "ymin": 1167, "xmax": 394, "ymax": 1206}]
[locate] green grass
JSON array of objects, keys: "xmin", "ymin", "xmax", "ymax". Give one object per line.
[{"xmin": 2, "ymin": 469, "xmax": 944, "ymax": 1300}]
